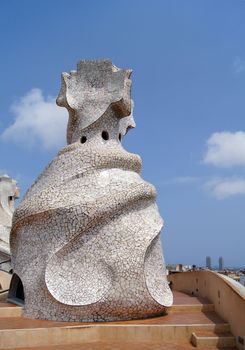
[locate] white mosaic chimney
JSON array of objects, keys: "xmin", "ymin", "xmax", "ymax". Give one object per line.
[
  {"xmin": 10, "ymin": 60, "xmax": 173, "ymax": 321},
  {"xmin": 0, "ymin": 175, "xmax": 19, "ymax": 269}
]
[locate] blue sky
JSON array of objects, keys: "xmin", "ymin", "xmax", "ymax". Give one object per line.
[{"xmin": 1, "ymin": 0, "xmax": 245, "ymax": 267}]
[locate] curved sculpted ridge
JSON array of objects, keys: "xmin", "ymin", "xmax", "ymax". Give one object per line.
[
  {"xmin": 10, "ymin": 60, "xmax": 173, "ymax": 321},
  {"xmin": 0, "ymin": 175, "xmax": 19, "ymax": 259}
]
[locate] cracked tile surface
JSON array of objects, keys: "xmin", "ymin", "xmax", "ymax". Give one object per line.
[{"xmin": 10, "ymin": 60, "xmax": 172, "ymax": 322}]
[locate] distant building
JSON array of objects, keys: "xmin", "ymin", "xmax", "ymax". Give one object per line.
[
  {"xmin": 206, "ymin": 256, "xmax": 212, "ymax": 269},
  {"xmin": 175, "ymin": 264, "xmax": 183, "ymax": 272},
  {"xmin": 219, "ymin": 256, "xmax": 224, "ymax": 271}
]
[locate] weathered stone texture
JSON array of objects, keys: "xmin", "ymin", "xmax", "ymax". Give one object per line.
[
  {"xmin": 0, "ymin": 175, "xmax": 19, "ymax": 270},
  {"xmin": 10, "ymin": 60, "xmax": 173, "ymax": 321},
  {"xmin": 0, "ymin": 175, "xmax": 19, "ymax": 255}
]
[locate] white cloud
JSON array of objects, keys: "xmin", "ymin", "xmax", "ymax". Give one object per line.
[
  {"xmin": 205, "ymin": 178, "xmax": 245, "ymax": 199},
  {"xmin": 233, "ymin": 57, "xmax": 245, "ymax": 74},
  {"xmin": 203, "ymin": 131, "xmax": 245, "ymax": 167},
  {"xmin": 1, "ymin": 88, "xmax": 68, "ymax": 150}
]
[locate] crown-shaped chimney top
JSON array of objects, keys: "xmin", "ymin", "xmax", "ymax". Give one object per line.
[{"xmin": 57, "ymin": 59, "xmax": 132, "ymax": 144}]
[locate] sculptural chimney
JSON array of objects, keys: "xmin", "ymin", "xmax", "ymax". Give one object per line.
[
  {"xmin": 0, "ymin": 175, "xmax": 19, "ymax": 271},
  {"xmin": 10, "ymin": 60, "xmax": 172, "ymax": 321}
]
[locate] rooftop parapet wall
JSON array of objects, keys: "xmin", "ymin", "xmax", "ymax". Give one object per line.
[{"xmin": 169, "ymin": 270, "xmax": 245, "ymax": 350}]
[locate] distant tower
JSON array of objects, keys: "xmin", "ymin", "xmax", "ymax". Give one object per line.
[
  {"xmin": 206, "ymin": 256, "xmax": 212, "ymax": 269},
  {"xmin": 219, "ymin": 256, "xmax": 224, "ymax": 271}
]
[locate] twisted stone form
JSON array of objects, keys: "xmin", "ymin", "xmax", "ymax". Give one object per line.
[
  {"xmin": 0, "ymin": 175, "xmax": 19, "ymax": 270},
  {"xmin": 10, "ymin": 60, "xmax": 173, "ymax": 321}
]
